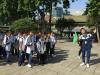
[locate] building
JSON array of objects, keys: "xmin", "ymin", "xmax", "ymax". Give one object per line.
[{"xmin": 52, "ymin": 7, "xmax": 63, "ymax": 18}]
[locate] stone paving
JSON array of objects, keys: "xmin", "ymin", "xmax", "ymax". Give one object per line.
[{"xmin": 0, "ymin": 40, "xmax": 100, "ymax": 75}]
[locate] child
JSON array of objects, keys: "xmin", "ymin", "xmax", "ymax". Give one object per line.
[
  {"xmin": 3, "ymin": 31, "xmax": 12, "ymax": 63},
  {"xmin": 79, "ymin": 28, "xmax": 93, "ymax": 68},
  {"xmin": 18, "ymin": 32, "xmax": 26, "ymax": 66},
  {"xmin": 26, "ymin": 31, "xmax": 34, "ymax": 68},
  {"xmin": 37, "ymin": 35, "xmax": 47, "ymax": 65},
  {"xmin": 50, "ymin": 32, "xmax": 56, "ymax": 57}
]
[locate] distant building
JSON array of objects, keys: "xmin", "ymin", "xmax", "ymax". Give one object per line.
[{"xmin": 52, "ymin": 7, "xmax": 63, "ymax": 18}]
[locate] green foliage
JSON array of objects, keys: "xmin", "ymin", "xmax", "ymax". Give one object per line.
[
  {"xmin": 11, "ymin": 18, "xmax": 37, "ymax": 32},
  {"xmin": 56, "ymin": 18, "xmax": 75, "ymax": 32},
  {"xmin": 85, "ymin": 0, "xmax": 100, "ymax": 26}
]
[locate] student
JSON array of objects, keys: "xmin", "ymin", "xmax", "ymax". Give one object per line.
[
  {"xmin": 50, "ymin": 32, "xmax": 56, "ymax": 57},
  {"xmin": 37, "ymin": 35, "xmax": 47, "ymax": 65},
  {"xmin": 26, "ymin": 31, "xmax": 34, "ymax": 68},
  {"xmin": 18, "ymin": 32, "xmax": 26, "ymax": 66},
  {"xmin": 3, "ymin": 31, "xmax": 12, "ymax": 63},
  {"xmin": 79, "ymin": 28, "xmax": 93, "ymax": 68},
  {"xmin": 78, "ymin": 31, "xmax": 83, "ymax": 59},
  {"xmin": 45, "ymin": 33, "xmax": 51, "ymax": 55},
  {"xmin": 10, "ymin": 32, "xmax": 16, "ymax": 56}
]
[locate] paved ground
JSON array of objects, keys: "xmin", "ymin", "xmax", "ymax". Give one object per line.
[{"xmin": 0, "ymin": 40, "xmax": 100, "ymax": 75}]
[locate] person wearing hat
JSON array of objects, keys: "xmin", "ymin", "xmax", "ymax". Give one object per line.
[{"xmin": 79, "ymin": 28, "xmax": 93, "ymax": 68}]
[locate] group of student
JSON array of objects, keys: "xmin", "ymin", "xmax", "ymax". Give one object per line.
[
  {"xmin": 77, "ymin": 28, "xmax": 94, "ymax": 68},
  {"xmin": 0, "ymin": 31, "xmax": 56, "ymax": 68},
  {"xmin": 0, "ymin": 27, "xmax": 95, "ymax": 68}
]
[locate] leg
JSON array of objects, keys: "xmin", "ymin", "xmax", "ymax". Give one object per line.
[
  {"xmin": 82, "ymin": 49, "xmax": 85, "ymax": 63},
  {"xmin": 78, "ymin": 48, "xmax": 82, "ymax": 56},
  {"xmin": 86, "ymin": 49, "xmax": 91, "ymax": 64},
  {"xmin": 11, "ymin": 44, "xmax": 14, "ymax": 56},
  {"xmin": 18, "ymin": 53, "xmax": 23, "ymax": 66},
  {"xmin": 52, "ymin": 44, "xmax": 55, "ymax": 54},
  {"xmin": 22, "ymin": 51, "xmax": 25, "ymax": 64},
  {"xmin": 28, "ymin": 54, "xmax": 33, "ymax": 65},
  {"xmin": 6, "ymin": 51, "xmax": 11, "ymax": 63}
]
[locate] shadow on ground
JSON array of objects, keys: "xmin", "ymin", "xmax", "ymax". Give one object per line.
[
  {"xmin": 0, "ymin": 48, "xmax": 69, "ymax": 66},
  {"xmin": 47, "ymin": 49, "xmax": 69, "ymax": 64},
  {"xmin": 90, "ymin": 58, "xmax": 100, "ymax": 65}
]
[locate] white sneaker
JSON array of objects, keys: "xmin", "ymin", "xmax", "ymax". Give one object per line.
[
  {"xmin": 80, "ymin": 62, "xmax": 85, "ymax": 66},
  {"xmin": 27, "ymin": 64, "xmax": 32, "ymax": 68},
  {"xmin": 86, "ymin": 64, "xmax": 90, "ymax": 68}
]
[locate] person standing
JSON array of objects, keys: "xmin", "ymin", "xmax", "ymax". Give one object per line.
[
  {"xmin": 3, "ymin": 31, "xmax": 12, "ymax": 63},
  {"xmin": 37, "ymin": 35, "xmax": 47, "ymax": 65},
  {"xmin": 50, "ymin": 32, "xmax": 56, "ymax": 57},
  {"xmin": 79, "ymin": 28, "xmax": 93, "ymax": 68},
  {"xmin": 45, "ymin": 33, "xmax": 51, "ymax": 56},
  {"xmin": 26, "ymin": 31, "xmax": 34, "ymax": 68},
  {"xmin": 18, "ymin": 32, "xmax": 26, "ymax": 66}
]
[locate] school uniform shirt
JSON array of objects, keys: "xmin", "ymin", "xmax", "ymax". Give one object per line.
[
  {"xmin": 26, "ymin": 35, "xmax": 34, "ymax": 54},
  {"xmin": 10, "ymin": 35, "xmax": 15, "ymax": 44},
  {"xmin": 19, "ymin": 36, "xmax": 25, "ymax": 51},
  {"xmin": 37, "ymin": 39, "xmax": 46, "ymax": 54},
  {"xmin": 32, "ymin": 35, "xmax": 36, "ymax": 43},
  {"xmin": 50, "ymin": 35, "xmax": 56, "ymax": 48},
  {"xmin": 79, "ymin": 33, "xmax": 93, "ymax": 49},
  {"xmin": 3, "ymin": 35, "xmax": 12, "ymax": 51}
]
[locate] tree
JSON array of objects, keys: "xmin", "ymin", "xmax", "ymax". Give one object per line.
[
  {"xmin": 37, "ymin": 0, "xmax": 77, "ymax": 32},
  {"xmin": 56, "ymin": 18, "xmax": 75, "ymax": 34},
  {"xmin": 11, "ymin": 18, "xmax": 37, "ymax": 32},
  {"xmin": 0, "ymin": 0, "xmax": 40, "ymax": 25},
  {"xmin": 85, "ymin": 0, "xmax": 100, "ymax": 42}
]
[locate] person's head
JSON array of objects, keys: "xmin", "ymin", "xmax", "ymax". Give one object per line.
[
  {"xmin": 7, "ymin": 31, "xmax": 11, "ymax": 36},
  {"xmin": 80, "ymin": 28, "xmax": 87, "ymax": 34},
  {"xmin": 29, "ymin": 31, "xmax": 33, "ymax": 37},
  {"xmin": 41, "ymin": 35, "xmax": 45, "ymax": 41}
]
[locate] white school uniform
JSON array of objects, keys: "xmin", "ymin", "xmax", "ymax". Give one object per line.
[
  {"xmin": 37, "ymin": 39, "xmax": 46, "ymax": 54},
  {"xmin": 50, "ymin": 35, "xmax": 56, "ymax": 48},
  {"xmin": 26, "ymin": 36, "xmax": 34, "ymax": 54},
  {"xmin": 19, "ymin": 36, "xmax": 26, "ymax": 51},
  {"xmin": 3, "ymin": 35, "xmax": 12, "ymax": 51}
]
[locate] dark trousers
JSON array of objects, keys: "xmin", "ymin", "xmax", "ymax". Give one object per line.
[
  {"xmin": 0, "ymin": 46, "xmax": 6, "ymax": 58},
  {"xmin": 6, "ymin": 51, "xmax": 11, "ymax": 63},
  {"xmin": 37, "ymin": 53, "xmax": 46, "ymax": 64},
  {"xmin": 11, "ymin": 44, "xmax": 14, "ymax": 56},
  {"xmin": 26, "ymin": 53, "xmax": 33, "ymax": 65},
  {"xmin": 18, "ymin": 51, "xmax": 25, "ymax": 66},
  {"xmin": 50, "ymin": 44, "xmax": 55, "ymax": 56},
  {"xmin": 82, "ymin": 48, "xmax": 91, "ymax": 64},
  {"xmin": 46, "ymin": 42, "xmax": 50, "ymax": 55},
  {"xmin": 78, "ymin": 48, "xmax": 82, "ymax": 56}
]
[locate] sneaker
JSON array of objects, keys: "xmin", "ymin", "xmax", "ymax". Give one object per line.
[
  {"xmin": 27, "ymin": 64, "xmax": 32, "ymax": 68},
  {"xmin": 80, "ymin": 62, "xmax": 85, "ymax": 66},
  {"xmin": 86, "ymin": 64, "xmax": 90, "ymax": 68}
]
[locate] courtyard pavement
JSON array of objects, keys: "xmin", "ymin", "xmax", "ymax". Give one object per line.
[{"xmin": 0, "ymin": 40, "xmax": 100, "ymax": 75}]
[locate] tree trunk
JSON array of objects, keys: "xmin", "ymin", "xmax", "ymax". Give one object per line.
[{"xmin": 48, "ymin": 0, "xmax": 52, "ymax": 32}]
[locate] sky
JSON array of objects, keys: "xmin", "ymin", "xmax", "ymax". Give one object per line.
[{"xmin": 57, "ymin": 0, "xmax": 88, "ymax": 15}]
